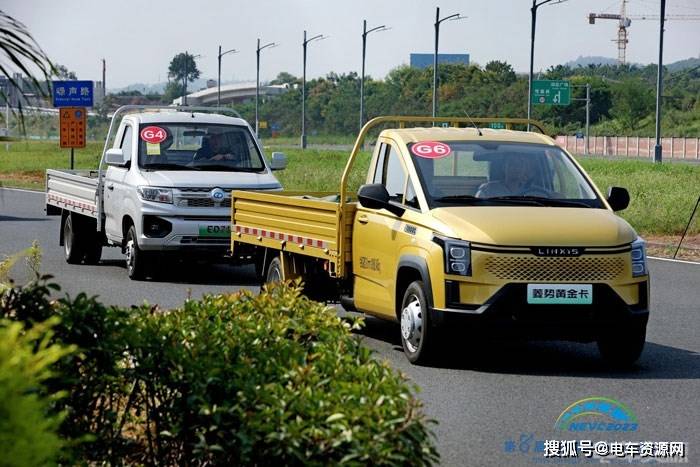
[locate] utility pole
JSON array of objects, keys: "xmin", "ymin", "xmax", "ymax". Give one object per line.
[
  {"xmin": 301, "ymin": 30, "xmax": 326, "ymax": 149},
  {"xmin": 218, "ymin": 45, "xmax": 238, "ymax": 108},
  {"xmin": 654, "ymin": 0, "xmax": 666, "ymax": 163},
  {"xmin": 527, "ymin": 0, "xmax": 569, "ymax": 130},
  {"xmin": 572, "ymin": 83, "xmax": 591, "ymax": 155},
  {"xmin": 432, "ymin": 7, "xmax": 465, "ymax": 118},
  {"xmin": 183, "ymin": 51, "xmax": 188, "ymax": 106},
  {"xmin": 256, "ymin": 38, "xmax": 277, "ymax": 137},
  {"xmin": 360, "ymin": 19, "xmax": 388, "ymax": 130},
  {"xmin": 102, "ymin": 58, "xmax": 106, "ymax": 98}
]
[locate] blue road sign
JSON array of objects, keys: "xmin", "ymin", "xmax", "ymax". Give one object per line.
[{"xmin": 52, "ymin": 81, "xmax": 94, "ymax": 107}]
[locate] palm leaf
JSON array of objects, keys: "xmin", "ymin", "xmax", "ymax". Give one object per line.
[{"xmin": 0, "ymin": 10, "xmax": 55, "ymax": 134}]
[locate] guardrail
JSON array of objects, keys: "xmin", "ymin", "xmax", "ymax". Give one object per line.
[{"xmin": 556, "ymin": 135, "xmax": 700, "ymax": 160}]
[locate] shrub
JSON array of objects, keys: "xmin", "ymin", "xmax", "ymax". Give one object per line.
[
  {"xmin": 0, "ymin": 319, "xmax": 75, "ymax": 467},
  {"xmin": 1, "ymin": 277, "xmax": 439, "ymax": 466}
]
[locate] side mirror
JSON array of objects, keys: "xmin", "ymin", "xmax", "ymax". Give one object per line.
[
  {"xmin": 105, "ymin": 148, "xmax": 127, "ymax": 167},
  {"xmin": 270, "ymin": 152, "xmax": 288, "ymax": 171},
  {"xmin": 607, "ymin": 186, "xmax": 630, "ymax": 212},
  {"xmin": 357, "ymin": 183, "xmax": 405, "ymax": 217}
]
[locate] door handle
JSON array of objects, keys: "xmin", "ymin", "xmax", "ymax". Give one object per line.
[
  {"xmin": 357, "ymin": 214, "xmax": 369, "ymax": 224},
  {"xmin": 107, "ymin": 184, "xmax": 114, "ymax": 191}
]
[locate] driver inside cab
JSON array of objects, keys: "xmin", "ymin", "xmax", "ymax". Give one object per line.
[
  {"xmin": 476, "ymin": 155, "xmax": 542, "ymax": 198},
  {"xmin": 194, "ymin": 133, "xmax": 235, "ymax": 161}
]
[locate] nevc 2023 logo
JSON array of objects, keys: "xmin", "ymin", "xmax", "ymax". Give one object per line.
[{"xmin": 554, "ymin": 397, "xmax": 638, "ymax": 432}]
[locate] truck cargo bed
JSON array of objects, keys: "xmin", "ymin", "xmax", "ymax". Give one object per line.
[
  {"xmin": 46, "ymin": 169, "xmax": 101, "ymax": 218},
  {"xmin": 231, "ymin": 190, "xmax": 356, "ymax": 276}
]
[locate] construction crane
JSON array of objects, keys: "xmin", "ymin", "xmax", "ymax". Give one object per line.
[{"xmin": 588, "ymin": 0, "xmax": 700, "ymax": 64}]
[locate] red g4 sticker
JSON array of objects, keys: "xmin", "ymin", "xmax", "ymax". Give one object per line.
[
  {"xmin": 411, "ymin": 141, "xmax": 452, "ymax": 159},
  {"xmin": 140, "ymin": 126, "xmax": 168, "ymax": 144}
]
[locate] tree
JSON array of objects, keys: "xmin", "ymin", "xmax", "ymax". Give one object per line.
[
  {"xmin": 163, "ymin": 82, "xmax": 185, "ymax": 104},
  {"xmin": 53, "ymin": 63, "xmax": 77, "ymax": 80},
  {"xmin": 610, "ymin": 79, "xmax": 655, "ymax": 132},
  {"xmin": 167, "ymin": 53, "xmax": 200, "ymax": 96},
  {"xmin": 484, "ymin": 60, "xmax": 516, "ymax": 85},
  {"xmin": 270, "ymin": 72, "xmax": 298, "ymax": 86}
]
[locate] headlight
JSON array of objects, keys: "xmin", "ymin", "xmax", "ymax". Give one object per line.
[
  {"xmin": 137, "ymin": 186, "xmax": 173, "ymax": 204},
  {"xmin": 434, "ymin": 236, "xmax": 471, "ymax": 276},
  {"xmin": 631, "ymin": 237, "xmax": 647, "ymax": 277}
]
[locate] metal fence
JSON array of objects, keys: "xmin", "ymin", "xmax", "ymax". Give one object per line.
[{"xmin": 555, "ymin": 136, "xmax": 700, "ymax": 160}]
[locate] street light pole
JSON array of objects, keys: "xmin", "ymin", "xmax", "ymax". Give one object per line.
[
  {"xmin": 360, "ymin": 20, "xmax": 388, "ymax": 130},
  {"xmin": 432, "ymin": 7, "xmax": 465, "ymax": 118},
  {"xmin": 527, "ymin": 0, "xmax": 568, "ymax": 130},
  {"xmin": 217, "ymin": 46, "xmax": 238, "ymax": 108},
  {"xmin": 256, "ymin": 38, "xmax": 277, "ymax": 137},
  {"xmin": 301, "ymin": 29, "xmax": 325, "ymax": 149},
  {"xmin": 585, "ymin": 83, "xmax": 590, "ymax": 155},
  {"xmin": 653, "ymin": 0, "xmax": 666, "ymax": 163}
]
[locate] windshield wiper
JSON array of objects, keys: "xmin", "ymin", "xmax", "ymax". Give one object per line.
[
  {"xmin": 434, "ymin": 195, "xmax": 545, "ymax": 206},
  {"xmin": 193, "ymin": 164, "xmax": 265, "ymax": 173},
  {"xmin": 142, "ymin": 163, "xmax": 197, "ymax": 171},
  {"xmin": 488, "ymin": 196, "xmax": 592, "ymax": 208}
]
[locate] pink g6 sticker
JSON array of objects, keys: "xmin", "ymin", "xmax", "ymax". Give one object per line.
[
  {"xmin": 140, "ymin": 126, "xmax": 168, "ymax": 144},
  {"xmin": 411, "ymin": 141, "xmax": 451, "ymax": 159}
]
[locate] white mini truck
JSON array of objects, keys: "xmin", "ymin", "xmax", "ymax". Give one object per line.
[{"xmin": 46, "ymin": 105, "xmax": 287, "ymax": 279}]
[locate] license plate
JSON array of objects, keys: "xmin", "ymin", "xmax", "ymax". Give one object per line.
[
  {"xmin": 198, "ymin": 225, "xmax": 231, "ymax": 238},
  {"xmin": 526, "ymin": 284, "xmax": 593, "ymax": 305}
]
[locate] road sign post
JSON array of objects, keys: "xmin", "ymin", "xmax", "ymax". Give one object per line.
[{"xmin": 531, "ymin": 80, "xmax": 571, "ymax": 106}]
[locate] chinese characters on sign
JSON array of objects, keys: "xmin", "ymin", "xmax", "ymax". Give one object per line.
[
  {"xmin": 531, "ymin": 80, "xmax": 571, "ymax": 106},
  {"xmin": 526, "ymin": 284, "xmax": 593, "ymax": 305},
  {"xmin": 543, "ymin": 440, "xmax": 686, "ymax": 459},
  {"xmin": 52, "ymin": 81, "xmax": 94, "ymax": 107}
]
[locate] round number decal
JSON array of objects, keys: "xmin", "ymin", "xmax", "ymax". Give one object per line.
[
  {"xmin": 410, "ymin": 141, "xmax": 452, "ymax": 159},
  {"xmin": 140, "ymin": 126, "xmax": 168, "ymax": 144}
]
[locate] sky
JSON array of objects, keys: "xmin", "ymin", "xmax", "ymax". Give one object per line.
[{"xmin": 5, "ymin": 0, "xmax": 700, "ymax": 90}]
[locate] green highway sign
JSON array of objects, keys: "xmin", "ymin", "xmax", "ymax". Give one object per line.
[
  {"xmin": 488, "ymin": 122, "xmax": 506, "ymax": 129},
  {"xmin": 532, "ymin": 80, "xmax": 570, "ymax": 106}
]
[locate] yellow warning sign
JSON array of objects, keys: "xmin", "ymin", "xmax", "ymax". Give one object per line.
[
  {"xmin": 60, "ymin": 107, "xmax": 87, "ymax": 148},
  {"xmin": 258, "ymin": 120, "xmax": 268, "ymax": 129}
]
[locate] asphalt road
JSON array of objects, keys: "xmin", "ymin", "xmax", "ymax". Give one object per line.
[{"xmin": 1, "ymin": 187, "xmax": 699, "ymax": 466}]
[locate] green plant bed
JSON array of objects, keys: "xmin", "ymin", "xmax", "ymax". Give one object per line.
[{"xmin": 1, "ymin": 274, "xmax": 439, "ymax": 466}]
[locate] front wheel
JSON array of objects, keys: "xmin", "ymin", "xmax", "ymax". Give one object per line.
[
  {"xmin": 399, "ymin": 280, "xmax": 437, "ymax": 365},
  {"xmin": 125, "ymin": 226, "xmax": 150, "ymax": 280},
  {"xmin": 597, "ymin": 321, "xmax": 646, "ymax": 367}
]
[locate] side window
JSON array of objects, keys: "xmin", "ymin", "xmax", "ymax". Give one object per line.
[
  {"xmin": 120, "ymin": 125, "xmax": 133, "ymax": 163},
  {"xmin": 372, "ymin": 143, "xmax": 387, "ymax": 184},
  {"xmin": 383, "ymin": 144, "xmax": 407, "ymax": 202},
  {"xmin": 404, "ymin": 176, "xmax": 419, "ymax": 209}
]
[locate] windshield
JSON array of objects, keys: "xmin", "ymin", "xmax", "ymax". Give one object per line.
[
  {"xmin": 408, "ymin": 141, "xmax": 603, "ymax": 208},
  {"xmin": 137, "ymin": 123, "xmax": 265, "ymax": 172}
]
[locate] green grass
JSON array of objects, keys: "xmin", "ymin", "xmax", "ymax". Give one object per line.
[{"xmin": 1, "ymin": 141, "xmax": 698, "ymax": 236}]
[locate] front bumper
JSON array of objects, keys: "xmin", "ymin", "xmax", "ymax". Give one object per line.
[{"xmin": 430, "ymin": 282, "xmax": 649, "ymax": 342}]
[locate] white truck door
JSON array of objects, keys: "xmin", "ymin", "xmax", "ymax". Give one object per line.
[{"xmin": 104, "ymin": 124, "xmax": 133, "ymax": 240}]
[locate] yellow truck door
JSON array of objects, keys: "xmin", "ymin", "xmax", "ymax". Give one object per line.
[{"xmin": 353, "ymin": 139, "xmax": 411, "ymax": 318}]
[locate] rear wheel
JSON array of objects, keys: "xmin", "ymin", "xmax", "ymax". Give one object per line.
[
  {"xmin": 266, "ymin": 256, "xmax": 283, "ymax": 284},
  {"xmin": 399, "ymin": 280, "xmax": 437, "ymax": 365},
  {"xmin": 63, "ymin": 214, "xmax": 84, "ymax": 264},
  {"xmin": 597, "ymin": 321, "xmax": 646, "ymax": 367},
  {"xmin": 125, "ymin": 226, "xmax": 150, "ymax": 280}
]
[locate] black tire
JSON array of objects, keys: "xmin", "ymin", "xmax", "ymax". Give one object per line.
[
  {"xmin": 265, "ymin": 256, "xmax": 283, "ymax": 284},
  {"xmin": 399, "ymin": 280, "xmax": 436, "ymax": 365},
  {"xmin": 597, "ymin": 321, "xmax": 646, "ymax": 367},
  {"xmin": 125, "ymin": 226, "xmax": 149, "ymax": 280},
  {"xmin": 63, "ymin": 214, "xmax": 84, "ymax": 264}
]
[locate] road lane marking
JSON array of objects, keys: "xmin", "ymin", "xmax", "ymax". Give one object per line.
[{"xmin": 649, "ymin": 256, "xmax": 700, "ymax": 266}]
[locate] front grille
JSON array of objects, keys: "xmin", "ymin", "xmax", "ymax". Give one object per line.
[
  {"xmin": 180, "ymin": 236, "xmax": 229, "ymax": 245},
  {"xmin": 483, "ymin": 255, "xmax": 626, "ymax": 282},
  {"xmin": 178, "ymin": 198, "xmax": 231, "ymax": 208}
]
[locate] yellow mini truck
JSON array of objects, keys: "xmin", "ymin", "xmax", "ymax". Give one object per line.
[{"xmin": 231, "ymin": 117, "xmax": 649, "ymax": 365}]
